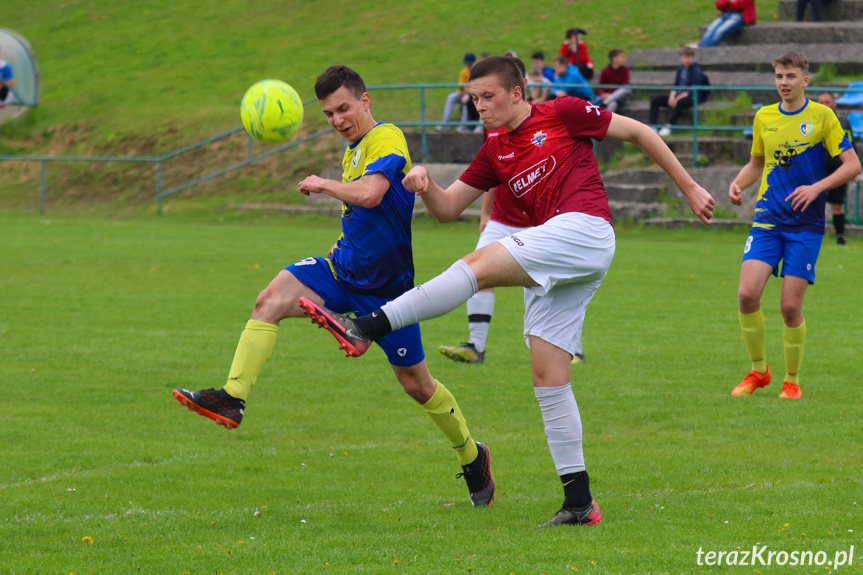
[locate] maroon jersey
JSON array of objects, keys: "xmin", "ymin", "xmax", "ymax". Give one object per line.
[
  {"xmin": 460, "ymin": 97, "xmax": 613, "ymax": 226},
  {"xmin": 484, "ymin": 126, "xmax": 532, "ymax": 227}
]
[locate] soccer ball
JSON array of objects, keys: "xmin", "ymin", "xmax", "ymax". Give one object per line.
[{"xmin": 240, "ymin": 80, "xmax": 304, "ymax": 142}]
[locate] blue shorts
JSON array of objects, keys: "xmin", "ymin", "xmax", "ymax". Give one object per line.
[
  {"xmin": 741, "ymin": 227, "xmax": 823, "ymax": 284},
  {"xmin": 285, "ymin": 257, "xmax": 425, "ymax": 367}
]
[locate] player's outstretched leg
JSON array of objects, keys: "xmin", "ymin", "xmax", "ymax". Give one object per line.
[
  {"xmin": 539, "ymin": 499, "xmax": 601, "ymax": 527},
  {"xmin": 456, "ymin": 442, "xmax": 495, "ymax": 507},
  {"xmin": 298, "ymin": 297, "xmax": 371, "ymax": 358},
  {"xmin": 730, "ymin": 366, "xmax": 772, "ymax": 397},
  {"xmin": 172, "ymin": 388, "xmax": 245, "ymax": 429},
  {"xmin": 438, "ymin": 342, "xmax": 485, "ymax": 364}
]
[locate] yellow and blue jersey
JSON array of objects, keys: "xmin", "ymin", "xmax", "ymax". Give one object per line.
[
  {"xmin": 330, "ymin": 122, "xmax": 415, "ymax": 298},
  {"xmin": 751, "ymin": 99, "xmax": 852, "ymax": 233}
]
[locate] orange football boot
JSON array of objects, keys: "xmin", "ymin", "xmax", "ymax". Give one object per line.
[
  {"xmin": 730, "ymin": 366, "xmax": 771, "ymax": 396},
  {"xmin": 778, "ymin": 381, "xmax": 802, "ymax": 399}
]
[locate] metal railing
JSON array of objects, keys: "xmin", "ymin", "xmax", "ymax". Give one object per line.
[
  {"xmin": 0, "ymin": 97, "xmax": 328, "ymax": 214},
  {"xmin": 2, "ymin": 83, "xmax": 862, "ymax": 220}
]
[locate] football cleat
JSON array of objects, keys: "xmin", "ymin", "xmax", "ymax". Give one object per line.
[
  {"xmin": 172, "ymin": 387, "xmax": 245, "ymax": 429},
  {"xmin": 539, "ymin": 499, "xmax": 601, "ymax": 528},
  {"xmin": 298, "ymin": 296, "xmax": 372, "ymax": 358},
  {"xmin": 731, "ymin": 366, "xmax": 771, "ymax": 397},
  {"xmin": 456, "ymin": 442, "xmax": 495, "ymax": 507},
  {"xmin": 779, "ymin": 381, "xmax": 802, "ymax": 399},
  {"xmin": 438, "ymin": 343, "xmax": 484, "ymax": 364},
  {"xmin": 571, "ymin": 353, "xmax": 586, "ymax": 365}
]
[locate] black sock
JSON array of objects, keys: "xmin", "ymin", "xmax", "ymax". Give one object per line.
[
  {"xmin": 354, "ymin": 308, "xmax": 393, "ymax": 341},
  {"xmin": 834, "ymin": 213, "xmax": 846, "ymax": 237},
  {"xmin": 561, "ymin": 471, "xmax": 592, "ymax": 509}
]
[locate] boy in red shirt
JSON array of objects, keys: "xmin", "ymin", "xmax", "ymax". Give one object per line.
[{"xmin": 595, "ymin": 49, "xmax": 631, "ymax": 113}]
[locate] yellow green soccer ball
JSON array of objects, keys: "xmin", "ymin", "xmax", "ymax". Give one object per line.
[{"xmin": 240, "ymin": 80, "xmax": 304, "ymax": 142}]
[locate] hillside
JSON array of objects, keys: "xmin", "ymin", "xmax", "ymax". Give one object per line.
[{"xmin": 1, "ymin": 0, "xmax": 779, "ymax": 210}]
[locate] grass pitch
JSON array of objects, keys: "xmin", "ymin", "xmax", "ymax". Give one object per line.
[{"xmin": 1, "ymin": 212, "xmax": 862, "ymax": 574}]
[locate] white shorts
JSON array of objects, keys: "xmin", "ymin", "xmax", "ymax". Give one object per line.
[
  {"xmin": 475, "ymin": 219, "xmax": 527, "ymax": 251},
  {"xmin": 497, "ymin": 212, "xmax": 616, "ymax": 355}
]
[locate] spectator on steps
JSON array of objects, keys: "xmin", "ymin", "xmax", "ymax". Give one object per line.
[
  {"xmin": 559, "ymin": 27, "xmax": 594, "ymax": 81},
  {"xmin": 531, "ymin": 51, "xmax": 556, "ymax": 83},
  {"xmin": 796, "ymin": 0, "xmax": 823, "ymax": 22},
  {"xmin": 437, "ymin": 52, "xmax": 477, "ymax": 132},
  {"xmin": 648, "ymin": 46, "xmax": 707, "ymax": 137},
  {"xmin": 551, "ymin": 54, "xmax": 592, "ymax": 100},
  {"xmin": 698, "ymin": 0, "xmax": 757, "ymax": 47},
  {"xmin": 593, "ymin": 49, "xmax": 631, "ymax": 113}
]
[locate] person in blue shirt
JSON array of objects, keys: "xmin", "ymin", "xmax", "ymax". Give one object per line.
[
  {"xmin": 551, "ymin": 54, "xmax": 592, "ymax": 100},
  {"xmin": 648, "ymin": 46, "xmax": 707, "ymax": 136},
  {"xmin": 172, "ymin": 65, "xmax": 494, "ymax": 508}
]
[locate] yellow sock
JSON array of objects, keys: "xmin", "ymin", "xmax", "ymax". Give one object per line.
[
  {"xmin": 783, "ymin": 320, "xmax": 806, "ymax": 385},
  {"xmin": 739, "ymin": 309, "xmax": 767, "ymax": 373},
  {"xmin": 222, "ymin": 320, "xmax": 279, "ymax": 400},
  {"xmin": 423, "ymin": 381, "xmax": 478, "ymax": 466}
]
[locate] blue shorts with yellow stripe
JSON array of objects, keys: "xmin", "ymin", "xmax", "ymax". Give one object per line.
[
  {"xmin": 286, "ymin": 257, "xmax": 425, "ymax": 367},
  {"xmin": 741, "ymin": 227, "xmax": 823, "ymax": 284}
]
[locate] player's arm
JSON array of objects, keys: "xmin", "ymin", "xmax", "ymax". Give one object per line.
[
  {"xmin": 729, "ymin": 155, "xmax": 764, "ymax": 206},
  {"xmin": 297, "ymin": 172, "xmax": 389, "ymax": 209},
  {"xmin": 786, "ymin": 148, "xmax": 862, "ymax": 211},
  {"xmin": 402, "ymin": 165, "xmax": 485, "ymax": 223},
  {"xmin": 606, "ymin": 113, "xmax": 714, "ymax": 224}
]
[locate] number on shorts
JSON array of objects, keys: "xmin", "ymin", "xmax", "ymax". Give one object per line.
[
  {"xmin": 294, "ymin": 257, "xmax": 317, "ymax": 266},
  {"xmin": 744, "ymin": 235, "xmax": 754, "ymax": 254}
]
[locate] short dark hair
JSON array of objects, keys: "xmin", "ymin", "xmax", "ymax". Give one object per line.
[
  {"xmin": 773, "ymin": 51, "xmax": 809, "ymax": 75},
  {"xmin": 566, "ymin": 28, "xmax": 581, "ymax": 39},
  {"xmin": 531, "ymin": 51, "xmax": 545, "ymax": 61},
  {"xmin": 680, "ymin": 46, "xmax": 696, "ymax": 57},
  {"xmin": 470, "ymin": 55, "xmax": 525, "ymax": 94},
  {"xmin": 314, "ymin": 65, "xmax": 366, "ymax": 100},
  {"xmin": 609, "ymin": 48, "xmax": 624, "ymax": 60},
  {"xmin": 552, "ymin": 54, "xmax": 569, "ymax": 66}
]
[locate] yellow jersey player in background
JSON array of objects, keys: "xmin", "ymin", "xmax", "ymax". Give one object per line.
[{"xmin": 728, "ymin": 51, "xmax": 861, "ymax": 399}]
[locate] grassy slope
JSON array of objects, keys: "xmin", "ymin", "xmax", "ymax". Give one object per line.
[
  {"xmin": 3, "ymin": 0, "xmax": 779, "ymax": 147},
  {"xmin": 1, "ymin": 213, "xmax": 862, "ymax": 574}
]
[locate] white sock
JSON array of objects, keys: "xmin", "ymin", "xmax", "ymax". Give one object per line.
[
  {"xmin": 381, "ymin": 259, "xmax": 478, "ymax": 331},
  {"xmin": 534, "ymin": 384, "xmax": 585, "ymax": 475},
  {"xmin": 467, "ymin": 290, "xmax": 494, "ymax": 352}
]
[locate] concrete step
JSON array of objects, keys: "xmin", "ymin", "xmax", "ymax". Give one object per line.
[
  {"xmin": 605, "ymin": 182, "xmax": 665, "ymax": 203},
  {"xmin": 629, "ymin": 43, "xmax": 863, "ymax": 75},
  {"xmin": 609, "ymin": 200, "xmax": 666, "ymax": 222},
  {"xmin": 403, "ymin": 131, "xmax": 482, "ymax": 163},
  {"xmin": 778, "ymin": 0, "xmax": 863, "ymax": 21},
  {"xmin": 716, "ymin": 21, "xmax": 863, "ymax": 45}
]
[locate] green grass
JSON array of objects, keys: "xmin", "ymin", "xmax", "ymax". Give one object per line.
[
  {"xmin": 2, "ymin": 0, "xmax": 780, "ymax": 148},
  {"xmin": 2, "ymin": 212, "xmax": 862, "ymax": 574}
]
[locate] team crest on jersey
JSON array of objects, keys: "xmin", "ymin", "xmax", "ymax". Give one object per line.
[
  {"xmin": 351, "ymin": 148, "xmax": 362, "ymax": 168},
  {"xmin": 530, "ymin": 131, "xmax": 547, "ymax": 147},
  {"xmin": 799, "ymin": 122, "xmax": 814, "ymax": 137}
]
